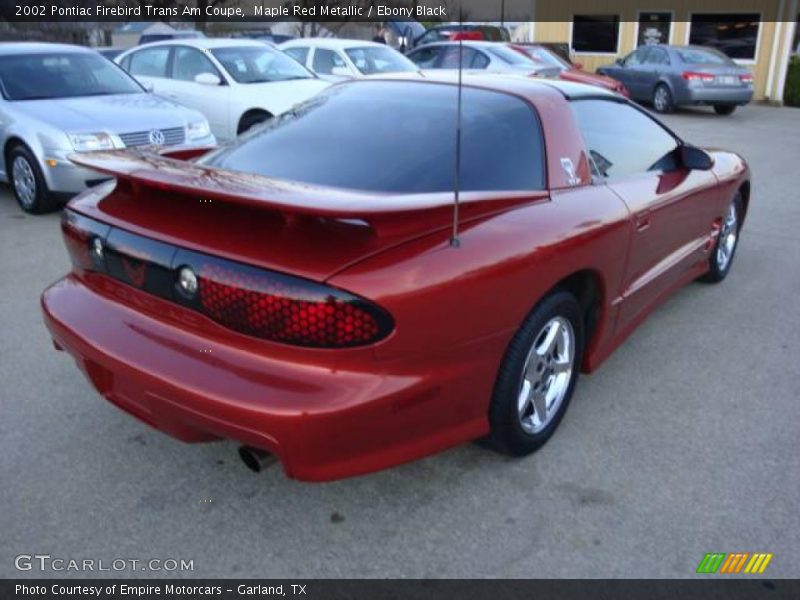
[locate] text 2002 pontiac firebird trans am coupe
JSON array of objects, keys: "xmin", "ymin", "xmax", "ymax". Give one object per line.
[{"xmin": 41, "ymin": 74, "xmax": 750, "ymax": 481}]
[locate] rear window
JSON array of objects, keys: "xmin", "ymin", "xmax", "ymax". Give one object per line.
[
  {"xmin": 676, "ymin": 48, "xmax": 732, "ymax": 65},
  {"xmin": 201, "ymin": 81, "xmax": 544, "ymax": 194}
]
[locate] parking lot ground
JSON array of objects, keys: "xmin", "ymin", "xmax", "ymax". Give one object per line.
[{"xmin": 1, "ymin": 104, "xmax": 798, "ymax": 579}]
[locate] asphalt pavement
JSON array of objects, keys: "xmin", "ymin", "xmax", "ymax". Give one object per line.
[{"xmin": 1, "ymin": 103, "xmax": 798, "ymax": 579}]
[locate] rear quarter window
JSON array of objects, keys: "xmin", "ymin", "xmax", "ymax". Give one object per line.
[{"xmin": 201, "ymin": 81, "xmax": 545, "ymax": 194}]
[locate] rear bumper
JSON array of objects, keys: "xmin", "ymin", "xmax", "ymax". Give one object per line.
[
  {"xmin": 681, "ymin": 86, "xmax": 754, "ymax": 106},
  {"xmin": 41, "ymin": 275, "xmax": 490, "ymax": 481}
]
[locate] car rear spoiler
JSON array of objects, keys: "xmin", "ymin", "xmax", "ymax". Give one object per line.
[{"xmin": 69, "ymin": 149, "xmax": 545, "ymax": 237}]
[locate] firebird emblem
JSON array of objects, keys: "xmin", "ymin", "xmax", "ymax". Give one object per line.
[
  {"xmin": 122, "ymin": 258, "xmax": 146, "ymax": 287},
  {"xmin": 560, "ymin": 157, "xmax": 580, "ymax": 186}
]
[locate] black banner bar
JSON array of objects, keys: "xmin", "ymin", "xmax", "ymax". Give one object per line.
[{"xmin": 2, "ymin": 580, "xmax": 797, "ymax": 600}]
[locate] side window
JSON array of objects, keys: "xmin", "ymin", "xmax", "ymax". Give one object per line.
[
  {"xmin": 284, "ymin": 47, "xmax": 309, "ymax": 65},
  {"xmin": 471, "ymin": 51, "xmax": 490, "ymax": 69},
  {"xmin": 408, "ymin": 46, "xmax": 441, "ymax": 68},
  {"xmin": 172, "ymin": 47, "xmax": 220, "ymax": 82},
  {"xmin": 624, "ymin": 46, "xmax": 650, "ymax": 67},
  {"xmin": 647, "ymin": 48, "xmax": 670, "ymax": 65},
  {"xmin": 127, "ymin": 46, "xmax": 170, "ymax": 78},
  {"xmin": 571, "ymin": 99, "xmax": 679, "ymax": 178},
  {"xmin": 312, "ymin": 48, "xmax": 346, "ymax": 74},
  {"xmin": 439, "ymin": 46, "xmax": 481, "ymax": 69}
]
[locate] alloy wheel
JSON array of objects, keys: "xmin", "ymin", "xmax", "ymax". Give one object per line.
[
  {"xmin": 12, "ymin": 155, "xmax": 37, "ymax": 209},
  {"xmin": 716, "ymin": 201, "xmax": 738, "ymax": 271},
  {"xmin": 517, "ymin": 316, "xmax": 575, "ymax": 434}
]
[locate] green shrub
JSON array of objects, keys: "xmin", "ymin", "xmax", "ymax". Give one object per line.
[{"xmin": 785, "ymin": 55, "xmax": 800, "ymax": 107}]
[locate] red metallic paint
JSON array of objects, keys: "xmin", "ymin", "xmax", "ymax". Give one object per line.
[{"xmin": 41, "ymin": 76, "xmax": 750, "ymax": 481}]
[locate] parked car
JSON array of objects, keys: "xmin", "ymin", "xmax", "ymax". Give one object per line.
[
  {"xmin": 597, "ymin": 44, "xmax": 754, "ymax": 115},
  {"xmin": 407, "ymin": 23, "xmax": 511, "ymax": 51},
  {"xmin": 139, "ymin": 30, "xmax": 205, "ymax": 46},
  {"xmin": 43, "ymin": 75, "xmax": 750, "ymax": 481},
  {"xmin": 512, "ymin": 43, "xmax": 629, "ymax": 96},
  {"xmin": 115, "ymin": 39, "xmax": 329, "ymax": 141},
  {"xmin": 279, "ymin": 38, "xmax": 418, "ymax": 80},
  {"xmin": 0, "ymin": 43, "xmax": 214, "ymax": 214},
  {"xmin": 407, "ymin": 41, "xmax": 561, "ymax": 78}
]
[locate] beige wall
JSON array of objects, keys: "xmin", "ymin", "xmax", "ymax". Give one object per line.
[{"xmin": 530, "ymin": 0, "xmax": 790, "ymax": 101}]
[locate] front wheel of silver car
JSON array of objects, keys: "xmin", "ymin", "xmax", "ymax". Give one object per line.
[
  {"xmin": 702, "ymin": 192, "xmax": 743, "ymax": 283},
  {"xmin": 7, "ymin": 145, "xmax": 58, "ymax": 214},
  {"xmin": 487, "ymin": 290, "xmax": 584, "ymax": 456}
]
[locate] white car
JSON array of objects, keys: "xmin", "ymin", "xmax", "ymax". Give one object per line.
[
  {"xmin": 115, "ymin": 39, "xmax": 329, "ymax": 141},
  {"xmin": 278, "ymin": 38, "xmax": 419, "ymax": 81}
]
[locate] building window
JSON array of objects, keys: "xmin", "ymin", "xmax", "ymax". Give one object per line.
[
  {"xmin": 689, "ymin": 13, "xmax": 761, "ymax": 60},
  {"xmin": 638, "ymin": 12, "xmax": 672, "ymax": 46},
  {"xmin": 572, "ymin": 15, "xmax": 620, "ymax": 53}
]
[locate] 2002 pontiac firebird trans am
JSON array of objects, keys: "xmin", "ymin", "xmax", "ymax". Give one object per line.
[{"xmin": 41, "ymin": 74, "xmax": 750, "ymax": 481}]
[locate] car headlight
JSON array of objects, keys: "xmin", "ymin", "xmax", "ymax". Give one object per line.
[
  {"xmin": 69, "ymin": 133, "xmax": 115, "ymax": 152},
  {"xmin": 187, "ymin": 120, "xmax": 211, "ymax": 140}
]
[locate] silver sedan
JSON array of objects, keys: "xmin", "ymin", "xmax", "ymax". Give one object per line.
[
  {"xmin": 597, "ymin": 44, "xmax": 754, "ymax": 115},
  {"xmin": 0, "ymin": 42, "xmax": 215, "ymax": 214}
]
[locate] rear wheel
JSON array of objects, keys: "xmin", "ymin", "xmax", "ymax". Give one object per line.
[
  {"xmin": 487, "ymin": 290, "xmax": 584, "ymax": 456},
  {"xmin": 653, "ymin": 83, "xmax": 675, "ymax": 114},
  {"xmin": 713, "ymin": 104, "xmax": 737, "ymax": 116},
  {"xmin": 7, "ymin": 144, "xmax": 58, "ymax": 214},
  {"xmin": 702, "ymin": 193, "xmax": 743, "ymax": 283}
]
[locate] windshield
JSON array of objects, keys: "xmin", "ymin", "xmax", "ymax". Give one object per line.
[
  {"xmin": 521, "ymin": 46, "xmax": 570, "ymax": 69},
  {"xmin": 199, "ymin": 81, "xmax": 544, "ymax": 194},
  {"xmin": 676, "ymin": 47, "xmax": 733, "ymax": 65},
  {"xmin": 488, "ymin": 45, "xmax": 536, "ymax": 66},
  {"xmin": 344, "ymin": 46, "xmax": 417, "ymax": 75},
  {"xmin": 210, "ymin": 46, "xmax": 314, "ymax": 83},
  {"xmin": 0, "ymin": 52, "xmax": 143, "ymax": 101}
]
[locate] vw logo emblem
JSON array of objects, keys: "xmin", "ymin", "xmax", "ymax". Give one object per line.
[{"xmin": 148, "ymin": 129, "xmax": 166, "ymax": 146}]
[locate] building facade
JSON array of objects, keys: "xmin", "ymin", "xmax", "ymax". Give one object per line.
[{"xmin": 522, "ymin": 0, "xmax": 799, "ymax": 103}]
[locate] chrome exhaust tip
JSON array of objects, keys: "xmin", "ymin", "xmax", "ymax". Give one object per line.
[{"xmin": 237, "ymin": 446, "xmax": 277, "ymax": 473}]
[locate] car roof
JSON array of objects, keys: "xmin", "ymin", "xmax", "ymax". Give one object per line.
[
  {"xmin": 369, "ymin": 71, "xmax": 617, "ymax": 100},
  {"xmin": 411, "ymin": 41, "xmax": 509, "ymax": 50},
  {"xmin": 130, "ymin": 38, "xmax": 272, "ymax": 51},
  {"xmin": 279, "ymin": 38, "xmax": 387, "ymax": 51},
  {"xmin": 0, "ymin": 42, "xmax": 95, "ymax": 56}
]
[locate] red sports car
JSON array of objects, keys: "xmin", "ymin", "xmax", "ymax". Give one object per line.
[
  {"xmin": 512, "ymin": 43, "xmax": 631, "ymax": 97},
  {"xmin": 42, "ymin": 75, "xmax": 750, "ymax": 481}
]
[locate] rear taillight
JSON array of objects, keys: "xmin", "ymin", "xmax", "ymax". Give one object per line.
[
  {"xmin": 193, "ymin": 260, "xmax": 390, "ymax": 348},
  {"xmin": 740, "ymin": 73, "xmax": 754, "ymax": 84},
  {"xmin": 61, "ymin": 211, "xmax": 393, "ymax": 348},
  {"xmin": 682, "ymin": 71, "xmax": 715, "ymax": 82},
  {"xmin": 61, "ymin": 211, "xmax": 109, "ymax": 272}
]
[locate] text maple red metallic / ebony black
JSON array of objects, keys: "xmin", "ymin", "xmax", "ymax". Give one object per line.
[{"xmin": 41, "ymin": 75, "xmax": 750, "ymax": 481}]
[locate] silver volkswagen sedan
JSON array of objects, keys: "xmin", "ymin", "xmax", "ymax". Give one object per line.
[{"xmin": 0, "ymin": 43, "xmax": 216, "ymax": 214}]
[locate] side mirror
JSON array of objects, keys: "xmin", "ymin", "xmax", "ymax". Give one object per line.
[
  {"xmin": 573, "ymin": 61, "xmax": 584, "ymax": 70},
  {"xmin": 330, "ymin": 66, "xmax": 351, "ymax": 78},
  {"xmin": 681, "ymin": 144, "xmax": 714, "ymax": 171},
  {"xmin": 194, "ymin": 72, "xmax": 221, "ymax": 86},
  {"xmin": 615, "ymin": 58, "xmax": 624, "ymax": 66}
]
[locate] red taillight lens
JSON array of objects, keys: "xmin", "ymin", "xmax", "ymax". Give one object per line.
[
  {"xmin": 682, "ymin": 71, "xmax": 715, "ymax": 82},
  {"xmin": 740, "ymin": 73, "xmax": 754, "ymax": 83},
  {"xmin": 194, "ymin": 261, "xmax": 390, "ymax": 348}
]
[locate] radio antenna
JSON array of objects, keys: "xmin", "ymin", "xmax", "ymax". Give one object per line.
[{"xmin": 450, "ymin": 4, "xmax": 464, "ymax": 248}]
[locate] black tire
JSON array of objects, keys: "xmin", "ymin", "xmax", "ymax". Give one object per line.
[
  {"xmin": 653, "ymin": 83, "xmax": 675, "ymax": 114},
  {"xmin": 237, "ymin": 111, "xmax": 271, "ymax": 135},
  {"xmin": 487, "ymin": 290, "xmax": 584, "ymax": 456},
  {"xmin": 702, "ymin": 192, "xmax": 743, "ymax": 283},
  {"xmin": 713, "ymin": 104, "xmax": 737, "ymax": 116},
  {"xmin": 7, "ymin": 144, "xmax": 58, "ymax": 214}
]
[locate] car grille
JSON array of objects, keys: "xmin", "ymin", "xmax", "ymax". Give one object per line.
[{"xmin": 119, "ymin": 127, "xmax": 186, "ymax": 148}]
